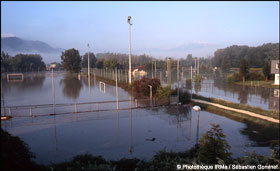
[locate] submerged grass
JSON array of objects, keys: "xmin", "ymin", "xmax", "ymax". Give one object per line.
[
  {"xmin": 192, "ymin": 94, "xmax": 280, "ymax": 120},
  {"xmin": 235, "ymin": 80, "xmax": 279, "ymax": 88}
]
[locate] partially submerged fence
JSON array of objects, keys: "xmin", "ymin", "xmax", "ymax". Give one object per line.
[{"xmin": 1, "ymin": 99, "xmax": 158, "ymax": 118}]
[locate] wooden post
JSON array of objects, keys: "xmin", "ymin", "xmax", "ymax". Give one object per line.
[
  {"xmin": 115, "ymin": 68, "xmax": 119, "ymax": 110},
  {"xmin": 148, "ymin": 85, "xmax": 152, "ymax": 106},
  {"xmin": 155, "ymin": 60, "xmax": 156, "ymax": 78},
  {"xmin": 30, "ymin": 107, "xmax": 32, "ymax": 117},
  {"xmin": 191, "ymin": 66, "xmax": 193, "ymax": 101},
  {"xmin": 177, "ymin": 59, "xmax": 180, "ymax": 105},
  {"xmin": 152, "ymin": 60, "xmax": 154, "ymax": 79},
  {"xmin": 126, "ymin": 70, "xmax": 128, "ymax": 83}
]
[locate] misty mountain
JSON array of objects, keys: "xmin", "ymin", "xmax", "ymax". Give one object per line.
[{"xmin": 1, "ymin": 37, "xmax": 64, "ymax": 54}]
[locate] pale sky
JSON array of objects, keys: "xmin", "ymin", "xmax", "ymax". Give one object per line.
[{"xmin": 1, "ymin": 1, "xmax": 279, "ymax": 59}]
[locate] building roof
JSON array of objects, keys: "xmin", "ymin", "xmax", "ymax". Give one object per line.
[{"xmin": 132, "ymin": 65, "xmax": 145, "ymax": 71}]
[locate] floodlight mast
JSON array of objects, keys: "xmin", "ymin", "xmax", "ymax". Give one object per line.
[{"xmin": 128, "ymin": 16, "xmax": 132, "ymax": 84}]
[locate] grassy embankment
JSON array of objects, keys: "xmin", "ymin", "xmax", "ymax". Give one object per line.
[
  {"xmin": 229, "ymin": 68, "xmax": 279, "ymax": 88},
  {"xmin": 192, "ymin": 94, "xmax": 279, "ymax": 120},
  {"xmin": 235, "ymin": 80, "xmax": 279, "ymax": 88}
]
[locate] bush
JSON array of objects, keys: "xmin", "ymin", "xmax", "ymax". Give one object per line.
[
  {"xmin": 196, "ymin": 124, "xmax": 232, "ymax": 164},
  {"xmin": 133, "ymin": 77, "xmax": 161, "ymax": 97},
  {"xmin": 248, "ymin": 71, "xmax": 265, "ymax": 81},
  {"xmin": 1, "ymin": 129, "xmax": 45, "ymax": 171},
  {"xmin": 194, "ymin": 75, "xmax": 202, "ymax": 83},
  {"xmin": 156, "ymin": 85, "xmax": 172, "ymax": 99},
  {"xmin": 179, "ymin": 91, "xmax": 191, "ymax": 104},
  {"xmin": 227, "ymin": 73, "xmax": 242, "ymax": 83},
  {"xmin": 170, "ymin": 89, "xmax": 191, "ymax": 104},
  {"xmin": 186, "ymin": 78, "xmax": 192, "ymax": 89}
]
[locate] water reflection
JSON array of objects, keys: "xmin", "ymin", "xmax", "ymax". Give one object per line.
[
  {"xmin": 194, "ymin": 81, "xmax": 202, "ymax": 93},
  {"xmin": 206, "ymin": 107, "xmax": 279, "ymax": 147},
  {"xmin": 192, "ymin": 75, "xmax": 278, "ymax": 110},
  {"xmin": 60, "ymin": 73, "xmax": 83, "ymax": 99},
  {"xmin": 240, "ymin": 120, "xmax": 279, "ymax": 147},
  {"xmin": 237, "ymin": 85, "xmax": 248, "ymax": 104},
  {"xmin": 2, "ymin": 104, "xmax": 278, "ymax": 164},
  {"xmin": 2, "ymin": 73, "xmax": 46, "ymax": 92}
]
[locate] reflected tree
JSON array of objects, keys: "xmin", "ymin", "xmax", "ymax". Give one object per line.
[
  {"xmin": 194, "ymin": 81, "xmax": 202, "ymax": 93},
  {"xmin": 240, "ymin": 120, "xmax": 279, "ymax": 147},
  {"xmin": 60, "ymin": 73, "xmax": 83, "ymax": 99},
  {"xmin": 237, "ymin": 86, "xmax": 249, "ymax": 104}
]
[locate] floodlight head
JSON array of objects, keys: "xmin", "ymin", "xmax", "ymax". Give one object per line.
[
  {"xmin": 127, "ymin": 16, "xmax": 131, "ymax": 24},
  {"xmin": 87, "ymin": 43, "xmax": 90, "ymax": 48},
  {"xmin": 193, "ymin": 105, "xmax": 201, "ymax": 112}
]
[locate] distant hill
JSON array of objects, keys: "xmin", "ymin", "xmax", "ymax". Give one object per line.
[{"xmin": 1, "ymin": 37, "xmax": 64, "ymax": 54}]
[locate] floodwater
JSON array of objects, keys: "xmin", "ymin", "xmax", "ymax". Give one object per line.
[
  {"xmin": 1, "ymin": 72, "xmax": 279, "ymax": 165},
  {"xmin": 148, "ymin": 70, "xmax": 279, "ymax": 111}
]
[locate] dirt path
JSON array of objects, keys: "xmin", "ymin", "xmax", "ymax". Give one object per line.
[{"xmin": 192, "ymin": 99, "xmax": 279, "ymax": 124}]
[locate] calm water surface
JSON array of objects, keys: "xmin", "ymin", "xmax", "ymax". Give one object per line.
[{"xmin": 1, "ymin": 72, "xmax": 279, "ymax": 165}]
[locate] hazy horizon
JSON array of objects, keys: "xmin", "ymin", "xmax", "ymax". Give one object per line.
[{"xmin": 1, "ymin": 1, "xmax": 279, "ymax": 61}]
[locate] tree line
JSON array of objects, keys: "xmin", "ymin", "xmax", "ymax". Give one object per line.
[
  {"xmin": 212, "ymin": 43, "xmax": 279, "ymax": 69},
  {"xmin": 1, "ymin": 52, "xmax": 46, "ymax": 72},
  {"xmin": 2, "ymin": 42, "xmax": 278, "ymax": 74}
]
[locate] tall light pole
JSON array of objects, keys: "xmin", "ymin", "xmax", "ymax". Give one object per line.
[
  {"xmin": 87, "ymin": 43, "xmax": 90, "ymax": 78},
  {"xmin": 128, "ymin": 16, "xmax": 132, "ymax": 84}
]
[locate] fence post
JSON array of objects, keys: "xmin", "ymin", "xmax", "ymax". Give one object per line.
[
  {"xmin": 9, "ymin": 108, "xmax": 12, "ymax": 116},
  {"xmin": 30, "ymin": 107, "xmax": 32, "ymax": 117},
  {"xmin": 115, "ymin": 67, "xmax": 119, "ymax": 110},
  {"xmin": 135, "ymin": 99, "xmax": 138, "ymax": 108},
  {"xmin": 75, "ymin": 104, "xmax": 77, "ymax": 113}
]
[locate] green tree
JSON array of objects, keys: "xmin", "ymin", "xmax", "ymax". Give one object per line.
[
  {"xmin": 95, "ymin": 59, "xmax": 104, "ymax": 69},
  {"xmin": 262, "ymin": 61, "xmax": 270, "ymax": 82},
  {"xmin": 221, "ymin": 56, "xmax": 230, "ymax": 73},
  {"xmin": 197, "ymin": 124, "xmax": 232, "ymax": 164},
  {"xmin": 104, "ymin": 58, "xmax": 119, "ymax": 69},
  {"xmin": 240, "ymin": 58, "xmax": 249, "ymax": 83},
  {"xmin": 82, "ymin": 52, "xmax": 97, "ymax": 68},
  {"xmin": 61, "ymin": 48, "xmax": 81, "ymax": 72},
  {"xmin": 186, "ymin": 54, "xmax": 193, "ymax": 67},
  {"xmin": 1, "ymin": 51, "xmax": 11, "ymax": 72},
  {"xmin": 4, "ymin": 54, "xmax": 46, "ymax": 72}
]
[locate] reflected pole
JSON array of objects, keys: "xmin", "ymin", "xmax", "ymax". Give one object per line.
[
  {"xmin": 54, "ymin": 114, "xmax": 58, "ymax": 152},
  {"xmin": 1, "ymin": 79, "xmax": 6, "ymax": 116},
  {"xmin": 52, "ymin": 68, "xmax": 56, "ymax": 114},
  {"xmin": 193, "ymin": 106, "xmax": 201, "ymax": 145},
  {"xmin": 116, "ymin": 110, "xmax": 119, "ymax": 145},
  {"xmin": 196, "ymin": 110, "xmax": 200, "ymax": 144},
  {"xmin": 129, "ymin": 95, "xmax": 133, "ymax": 154},
  {"xmin": 89, "ymin": 72, "xmax": 91, "ymax": 110}
]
